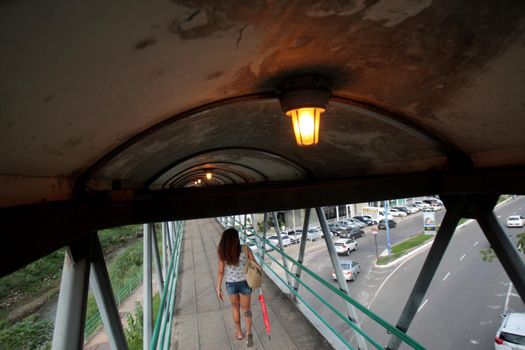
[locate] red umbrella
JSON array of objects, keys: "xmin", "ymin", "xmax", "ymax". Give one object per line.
[{"xmin": 258, "ymin": 288, "xmax": 271, "ymax": 340}]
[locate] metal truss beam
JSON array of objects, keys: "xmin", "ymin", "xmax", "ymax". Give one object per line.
[
  {"xmin": 316, "ymin": 207, "xmax": 368, "ymax": 350},
  {"xmin": 386, "ymin": 195, "xmax": 463, "ymax": 350},
  {"xmin": 2, "ymin": 168, "xmax": 525, "ymax": 277},
  {"xmin": 89, "ymin": 233, "xmax": 128, "ymax": 350},
  {"xmin": 467, "ymin": 194, "xmax": 525, "ymax": 302},
  {"xmin": 52, "ymin": 237, "xmax": 92, "ymax": 350}
]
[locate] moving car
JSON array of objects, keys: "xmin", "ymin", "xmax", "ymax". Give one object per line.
[
  {"xmin": 495, "ymin": 312, "xmax": 525, "ymax": 349},
  {"xmin": 378, "ymin": 219, "xmax": 397, "ymax": 229},
  {"xmin": 334, "ymin": 238, "xmax": 358, "ymax": 255},
  {"xmin": 506, "ymin": 215, "xmax": 525, "ymax": 228},
  {"xmin": 331, "ymin": 259, "xmax": 361, "ymax": 281}
]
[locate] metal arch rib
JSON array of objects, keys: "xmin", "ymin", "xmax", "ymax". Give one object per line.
[
  {"xmin": 168, "ymin": 171, "xmax": 239, "ymax": 189},
  {"xmin": 73, "ymin": 93, "xmax": 276, "ymax": 196},
  {"xmin": 157, "ymin": 160, "xmax": 270, "ymax": 189},
  {"xmin": 144, "ymin": 147, "xmax": 312, "ymax": 190},
  {"xmin": 75, "ymin": 92, "xmax": 472, "ymax": 196}
]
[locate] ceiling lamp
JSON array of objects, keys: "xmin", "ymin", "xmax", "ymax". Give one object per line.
[
  {"xmin": 278, "ymin": 76, "xmax": 331, "ymax": 146},
  {"xmin": 206, "ymin": 172, "xmax": 212, "ymax": 180}
]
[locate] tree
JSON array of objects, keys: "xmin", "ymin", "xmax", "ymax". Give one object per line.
[{"xmin": 480, "ymin": 231, "xmax": 525, "ymax": 262}]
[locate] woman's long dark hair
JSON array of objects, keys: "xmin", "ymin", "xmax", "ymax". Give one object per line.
[{"xmin": 218, "ymin": 228, "xmax": 241, "ymax": 265}]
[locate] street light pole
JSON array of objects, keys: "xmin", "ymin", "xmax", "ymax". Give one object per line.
[
  {"xmin": 384, "ymin": 201, "xmax": 391, "ymax": 256},
  {"xmin": 371, "ymin": 225, "xmax": 379, "ymax": 261}
]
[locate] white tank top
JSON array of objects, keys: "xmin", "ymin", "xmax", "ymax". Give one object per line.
[{"xmin": 224, "ymin": 246, "xmax": 248, "ymax": 283}]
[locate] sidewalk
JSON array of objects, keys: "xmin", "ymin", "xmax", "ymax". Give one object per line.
[{"xmin": 170, "ymin": 218, "xmax": 334, "ymax": 350}]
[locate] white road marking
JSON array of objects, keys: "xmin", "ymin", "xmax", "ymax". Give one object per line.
[
  {"xmin": 504, "ymin": 282, "xmax": 513, "ymax": 314},
  {"xmin": 417, "ymin": 299, "xmax": 428, "ymax": 313},
  {"xmin": 480, "ymin": 320, "xmax": 493, "ymax": 326},
  {"xmin": 460, "ymin": 254, "xmax": 466, "ymax": 261},
  {"xmin": 473, "ymin": 241, "xmax": 479, "ymax": 246},
  {"xmin": 366, "ymin": 254, "xmax": 374, "ymax": 258},
  {"xmin": 470, "ymin": 339, "xmax": 480, "ymax": 344},
  {"xmin": 488, "ymin": 305, "xmax": 502, "ymax": 310},
  {"xmin": 442, "ymin": 272, "xmax": 451, "ymax": 281}
]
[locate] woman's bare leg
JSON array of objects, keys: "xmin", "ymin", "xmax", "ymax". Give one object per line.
[
  {"xmin": 229, "ymin": 294, "xmax": 243, "ymax": 339},
  {"xmin": 240, "ymin": 293, "xmax": 253, "ymax": 345}
]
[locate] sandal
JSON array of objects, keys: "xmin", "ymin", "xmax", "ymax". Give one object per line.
[
  {"xmin": 236, "ymin": 331, "xmax": 244, "ymax": 340},
  {"xmin": 246, "ymin": 333, "xmax": 253, "ymax": 347}
]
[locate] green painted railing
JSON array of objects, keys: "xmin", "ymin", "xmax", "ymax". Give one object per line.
[
  {"xmin": 220, "ymin": 216, "xmax": 426, "ymax": 350},
  {"xmin": 84, "ymin": 271, "xmax": 144, "ymax": 339},
  {"xmin": 150, "ymin": 221, "xmax": 184, "ymax": 350}
]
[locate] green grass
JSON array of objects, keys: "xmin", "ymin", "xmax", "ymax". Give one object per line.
[
  {"xmin": 497, "ymin": 195, "xmax": 510, "ymax": 204},
  {"xmin": 377, "ymin": 233, "xmax": 434, "ymax": 265},
  {"xmin": 0, "ymin": 223, "xmax": 146, "ymax": 350},
  {"xmin": 457, "ymin": 218, "xmax": 469, "ymax": 226}
]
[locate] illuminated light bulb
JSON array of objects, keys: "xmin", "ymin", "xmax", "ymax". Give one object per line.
[{"xmin": 286, "ymin": 107, "xmax": 324, "ymax": 146}]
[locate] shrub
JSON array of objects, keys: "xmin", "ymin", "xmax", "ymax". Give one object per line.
[{"xmin": 0, "ymin": 316, "xmax": 53, "ymax": 350}]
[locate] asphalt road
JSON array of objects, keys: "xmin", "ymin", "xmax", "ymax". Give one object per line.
[
  {"xmin": 362, "ymin": 197, "xmax": 525, "ymax": 350},
  {"xmin": 269, "ymin": 198, "xmax": 524, "ymax": 349}
]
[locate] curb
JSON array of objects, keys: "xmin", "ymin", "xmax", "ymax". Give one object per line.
[
  {"xmin": 373, "ymin": 195, "xmax": 517, "ymax": 268},
  {"xmin": 375, "ymin": 239, "xmax": 435, "ymax": 268}
]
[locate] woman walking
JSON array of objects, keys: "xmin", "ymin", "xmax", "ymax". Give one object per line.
[{"xmin": 216, "ymin": 227, "xmax": 256, "ymax": 347}]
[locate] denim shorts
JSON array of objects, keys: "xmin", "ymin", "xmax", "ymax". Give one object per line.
[{"xmin": 225, "ymin": 280, "xmax": 252, "ymax": 295}]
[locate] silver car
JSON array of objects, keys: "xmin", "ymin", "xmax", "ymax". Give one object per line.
[{"xmin": 331, "ymin": 259, "xmax": 361, "ymax": 281}]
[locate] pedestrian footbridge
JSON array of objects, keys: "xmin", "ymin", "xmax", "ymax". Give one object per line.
[
  {"xmin": 171, "ymin": 218, "xmax": 333, "ymax": 350},
  {"xmin": 2, "ymin": 1, "xmax": 525, "ymax": 349}
]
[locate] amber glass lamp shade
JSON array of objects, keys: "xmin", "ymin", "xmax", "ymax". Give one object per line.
[{"xmin": 286, "ymin": 107, "xmax": 325, "ymax": 146}]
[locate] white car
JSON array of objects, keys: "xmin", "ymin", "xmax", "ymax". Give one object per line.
[
  {"xmin": 306, "ymin": 228, "xmax": 322, "ymax": 241},
  {"xmin": 334, "ymin": 238, "xmax": 358, "ymax": 255},
  {"xmin": 267, "ymin": 235, "xmax": 291, "ymax": 248},
  {"xmin": 495, "ymin": 312, "xmax": 525, "ymax": 349},
  {"xmin": 389, "ymin": 209, "xmax": 407, "ymax": 217},
  {"xmin": 506, "ymin": 215, "xmax": 525, "ymax": 228}
]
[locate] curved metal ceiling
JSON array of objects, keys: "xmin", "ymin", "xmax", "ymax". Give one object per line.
[{"xmin": 2, "ymin": 0, "xmax": 525, "ymax": 275}]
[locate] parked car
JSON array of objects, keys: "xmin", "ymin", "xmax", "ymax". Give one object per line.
[
  {"xmin": 389, "ymin": 208, "xmax": 407, "ymax": 217},
  {"xmin": 338, "ymin": 220, "xmax": 360, "ymax": 230},
  {"xmin": 328, "ymin": 223, "xmax": 346, "ymax": 236},
  {"xmin": 267, "ymin": 235, "xmax": 291, "ymax": 248},
  {"xmin": 246, "ymin": 237, "xmax": 259, "ymax": 254},
  {"xmin": 394, "ymin": 206, "xmax": 413, "ymax": 215},
  {"xmin": 495, "ymin": 312, "xmax": 525, "ymax": 349},
  {"xmin": 413, "ymin": 200, "xmax": 431, "ymax": 208},
  {"xmin": 331, "ymin": 259, "xmax": 361, "ymax": 281},
  {"xmin": 285, "ymin": 229, "xmax": 302, "ymax": 244},
  {"xmin": 506, "ymin": 215, "xmax": 525, "ymax": 228},
  {"xmin": 346, "ymin": 218, "xmax": 366, "ymax": 228},
  {"xmin": 352, "ymin": 216, "xmax": 374, "ymax": 226},
  {"xmin": 307, "ymin": 228, "xmax": 322, "ymax": 241},
  {"xmin": 334, "ymin": 238, "xmax": 358, "ymax": 255},
  {"xmin": 378, "ymin": 219, "xmax": 397, "ymax": 229},
  {"xmin": 341, "ymin": 227, "xmax": 364, "ymax": 239},
  {"xmin": 362, "ymin": 215, "xmax": 378, "ymax": 224},
  {"xmin": 406, "ymin": 204, "xmax": 421, "ymax": 212}
]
